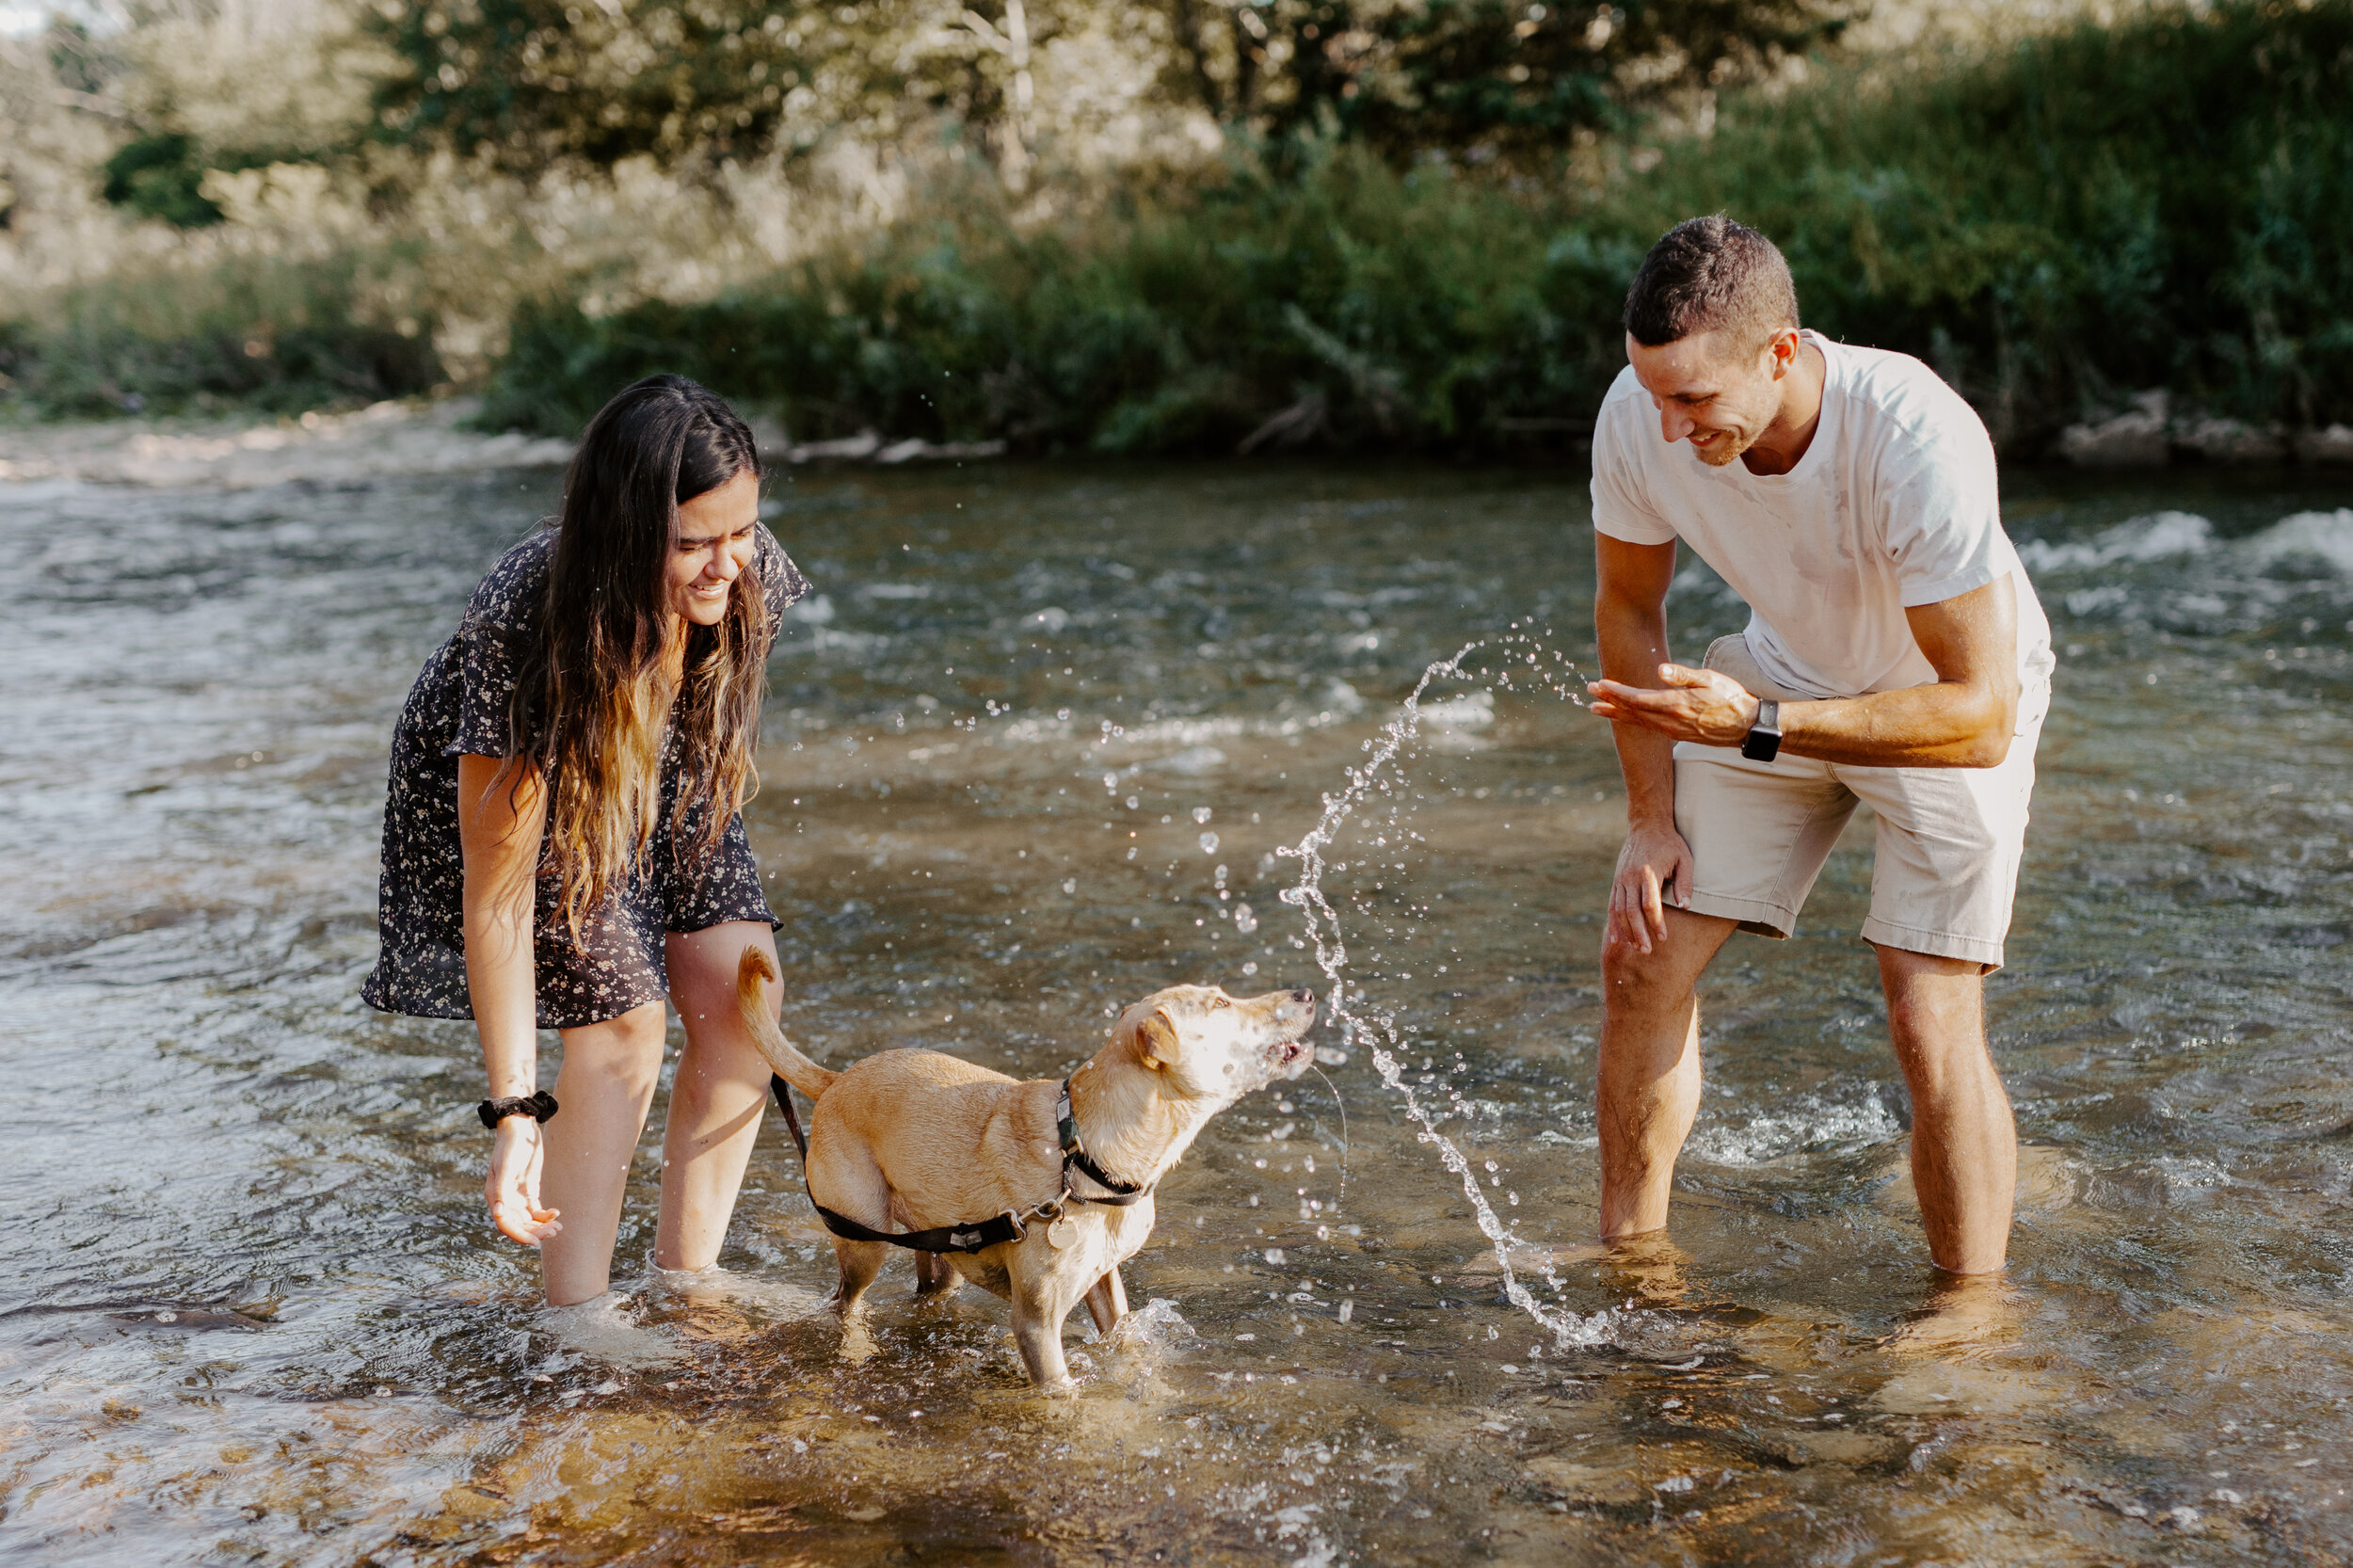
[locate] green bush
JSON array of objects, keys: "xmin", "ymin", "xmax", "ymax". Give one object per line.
[
  {"xmin": 1627, "ymin": 0, "xmax": 2353, "ymax": 440},
  {"xmin": 484, "ymin": 154, "xmax": 1625, "ymax": 453},
  {"xmin": 485, "ymin": 0, "xmax": 2353, "ymax": 454},
  {"xmin": 99, "ymin": 133, "xmax": 226, "ymax": 229},
  {"xmin": 0, "ymin": 252, "xmax": 442, "ymax": 419}
]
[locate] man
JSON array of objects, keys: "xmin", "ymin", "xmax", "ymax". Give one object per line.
[{"xmin": 1584, "ymin": 216, "xmax": 2054, "ymax": 1275}]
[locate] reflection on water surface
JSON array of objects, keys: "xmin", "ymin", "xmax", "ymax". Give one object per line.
[{"xmin": 2, "ymin": 461, "xmax": 2350, "ymax": 1564}]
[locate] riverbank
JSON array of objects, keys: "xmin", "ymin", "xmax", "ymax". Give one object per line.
[
  {"xmin": 0, "ymin": 398, "xmax": 1016, "ymax": 488},
  {"xmin": 5, "ymin": 0, "xmax": 2349, "ymax": 461}
]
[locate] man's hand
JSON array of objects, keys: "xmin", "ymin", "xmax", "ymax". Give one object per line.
[
  {"xmin": 1609, "ymin": 821, "xmax": 1696, "ymax": 955},
  {"xmin": 1589, "ymin": 664, "xmax": 1762, "ymax": 746},
  {"xmin": 486, "ymin": 1116, "xmax": 562, "ymax": 1246}
]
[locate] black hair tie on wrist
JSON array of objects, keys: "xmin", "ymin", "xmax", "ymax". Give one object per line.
[{"xmin": 477, "ymin": 1091, "xmax": 559, "ymax": 1129}]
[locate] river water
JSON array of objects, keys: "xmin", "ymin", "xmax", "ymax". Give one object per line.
[{"xmin": 2, "ymin": 457, "xmax": 2349, "ymax": 1565}]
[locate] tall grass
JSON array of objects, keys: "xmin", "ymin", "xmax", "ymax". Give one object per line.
[
  {"xmin": 483, "ymin": 156, "xmax": 1630, "ymax": 452},
  {"xmin": 0, "ymin": 248, "xmax": 442, "ymax": 418},
  {"xmin": 483, "ymin": 0, "xmax": 2353, "ymax": 454}
]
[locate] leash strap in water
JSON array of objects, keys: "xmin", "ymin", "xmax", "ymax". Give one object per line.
[{"xmin": 766, "ymin": 1073, "xmax": 1154, "ymax": 1254}]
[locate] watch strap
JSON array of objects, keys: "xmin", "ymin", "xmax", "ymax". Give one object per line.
[{"xmin": 1740, "ymin": 698, "xmax": 1783, "ymax": 762}]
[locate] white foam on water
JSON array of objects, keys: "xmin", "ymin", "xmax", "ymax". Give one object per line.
[
  {"xmin": 1118, "ymin": 1296, "xmax": 1199, "ymax": 1349},
  {"xmin": 2242, "ymin": 508, "xmax": 2353, "ymax": 574},
  {"xmin": 2017, "ymin": 510, "xmax": 2214, "ymax": 572},
  {"xmin": 1683, "ymin": 1090, "xmax": 1903, "ymax": 1167},
  {"xmin": 1275, "ymin": 635, "xmax": 1626, "ymax": 1351},
  {"xmin": 535, "ymin": 1289, "xmax": 690, "ymax": 1371}
]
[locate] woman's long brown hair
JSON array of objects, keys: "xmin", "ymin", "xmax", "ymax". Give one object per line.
[{"xmin": 506, "ymin": 375, "xmax": 767, "ymax": 939}]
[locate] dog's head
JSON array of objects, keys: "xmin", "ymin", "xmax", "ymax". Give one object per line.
[{"xmin": 1110, "ymin": 983, "xmax": 1319, "ymax": 1103}]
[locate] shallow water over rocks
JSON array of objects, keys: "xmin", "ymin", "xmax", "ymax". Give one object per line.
[{"xmin": 3, "ymin": 460, "xmax": 2351, "ymax": 1564}]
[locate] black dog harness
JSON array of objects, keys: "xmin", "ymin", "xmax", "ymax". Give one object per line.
[{"xmin": 767, "ymin": 1074, "xmax": 1153, "ymax": 1255}]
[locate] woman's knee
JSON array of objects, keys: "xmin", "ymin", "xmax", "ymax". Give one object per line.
[
  {"xmin": 665, "ymin": 922, "xmax": 775, "ymax": 1016},
  {"xmin": 562, "ymin": 1004, "xmax": 669, "ymax": 1095}
]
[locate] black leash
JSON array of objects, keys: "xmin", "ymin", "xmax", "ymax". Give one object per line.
[{"xmin": 767, "ymin": 1073, "xmax": 1152, "ymax": 1256}]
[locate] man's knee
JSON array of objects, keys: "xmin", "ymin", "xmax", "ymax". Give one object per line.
[{"xmin": 1599, "ymin": 936, "xmax": 1698, "ymax": 1023}]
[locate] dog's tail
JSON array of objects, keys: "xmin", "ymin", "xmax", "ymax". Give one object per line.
[{"xmin": 736, "ymin": 945, "xmax": 839, "ymax": 1100}]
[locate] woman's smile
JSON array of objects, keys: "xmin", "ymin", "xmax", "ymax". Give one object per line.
[{"xmin": 668, "ymin": 469, "xmax": 763, "ymax": 625}]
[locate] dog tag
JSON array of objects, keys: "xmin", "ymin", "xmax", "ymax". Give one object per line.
[{"xmin": 1046, "ymin": 1217, "xmax": 1079, "ymax": 1249}]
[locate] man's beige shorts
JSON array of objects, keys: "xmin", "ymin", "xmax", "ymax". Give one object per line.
[{"xmin": 1671, "ymin": 635, "xmax": 2047, "ymax": 970}]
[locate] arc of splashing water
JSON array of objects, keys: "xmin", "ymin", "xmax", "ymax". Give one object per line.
[{"xmin": 1277, "ymin": 643, "xmax": 1621, "ymax": 1351}]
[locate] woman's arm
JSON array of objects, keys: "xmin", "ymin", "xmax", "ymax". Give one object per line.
[{"xmin": 458, "ymin": 752, "xmax": 562, "ymax": 1246}]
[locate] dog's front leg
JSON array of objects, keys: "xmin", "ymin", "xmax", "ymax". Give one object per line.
[
  {"xmin": 1082, "ymin": 1267, "xmax": 1128, "ymax": 1336},
  {"xmin": 1010, "ymin": 1293, "xmax": 1074, "ymax": 1388}
]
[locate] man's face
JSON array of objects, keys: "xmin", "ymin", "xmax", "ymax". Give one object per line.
[{"xmin": 1626, "ymin": 328, "xmax": 1796, "ymax": 468}]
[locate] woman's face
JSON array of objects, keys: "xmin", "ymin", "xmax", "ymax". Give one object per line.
[{"xmin": 667, "ymin": 469, "xmax": 761, "ymax": 628}]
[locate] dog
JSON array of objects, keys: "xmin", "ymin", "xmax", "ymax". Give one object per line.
[{"xmin": 735, "ymin": 946, "xmax": 1318, "ymax": 1387}]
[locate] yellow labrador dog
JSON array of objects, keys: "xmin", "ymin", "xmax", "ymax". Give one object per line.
[{"xmin": 736, "ymin": 947, "xmax": 1317, "ymax": 1387}]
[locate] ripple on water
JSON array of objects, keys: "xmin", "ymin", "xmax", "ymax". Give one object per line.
[{"xmin": 2, "ymin": 464, "xmax": 2351, "ymax": 1564}]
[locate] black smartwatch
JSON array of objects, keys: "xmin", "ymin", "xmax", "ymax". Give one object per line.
[{"xmin": 1740, "ymin": 698, "xmax": 1783, "ymax": 762}]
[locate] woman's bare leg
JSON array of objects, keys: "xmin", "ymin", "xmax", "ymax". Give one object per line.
[
  {"xmin": 537, "ymin": 1000, "xmax": 668, "ymax": 1305},
  {"xmin": 652, "ymin": 920, "xmax": 781, "ymax": 1272}
]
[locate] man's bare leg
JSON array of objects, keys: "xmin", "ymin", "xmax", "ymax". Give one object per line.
[
  {"xmin": 1597, "ymin": 906, "xmax": 1736, "ymax": 1238},
  {"xmin": 1876, "ymin": 944, "xmax": 2015, "ymax": 1273}
]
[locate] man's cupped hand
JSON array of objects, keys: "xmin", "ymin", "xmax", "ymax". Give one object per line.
[{"xmin": 1588, "ymin": 663, "xmax": 1763, "ymax": 747}]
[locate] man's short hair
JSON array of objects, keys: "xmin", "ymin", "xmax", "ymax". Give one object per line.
[{"xmin": 1623, "ymin": 216, "xmax": 1801, "ymax": 349}]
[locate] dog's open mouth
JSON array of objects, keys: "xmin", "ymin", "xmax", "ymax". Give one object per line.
[{"xmin": 1263, "ymin": 989, "xmax": 1320, "ymax": 1074}]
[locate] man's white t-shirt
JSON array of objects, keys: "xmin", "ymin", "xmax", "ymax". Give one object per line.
[{"xmin": 1590, "ymin": 333, "xmax": 2054, "ymax": 714}]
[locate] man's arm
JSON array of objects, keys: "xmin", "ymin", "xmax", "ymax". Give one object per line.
[
  {"xmin": 1588, "ymin": 574, "xmax": 2024, "ymax": 769},
  {"xmin": 1593, "ymin": 534, "xmax": 1692, "ymax": 953}
]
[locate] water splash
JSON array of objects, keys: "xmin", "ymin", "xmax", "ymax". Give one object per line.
[{"xmin": 1276, "ymin": 632, "xmax": 1623, "ymax": 1349}]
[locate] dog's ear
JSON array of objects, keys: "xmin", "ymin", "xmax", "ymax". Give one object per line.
[{"xmin": 1136, "ymin": 1007, "xmax": 1181, "ymax": 1070}]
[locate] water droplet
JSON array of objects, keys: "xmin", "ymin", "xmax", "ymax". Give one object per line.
[
  {"xmin": 1193, "ymin": 807, "xmax": 1213, "ymax": 824},
  {"xmin": 1233, "ymin": 902, "xmax": 1257, "ymax": 934},
  {"xmin": 1198, "ymin": 831, "xmax": 1220, "ymax": 855},
  {"xmin": 1062, "ymin": 879, "xmax": 1077, "ymax": 894}
]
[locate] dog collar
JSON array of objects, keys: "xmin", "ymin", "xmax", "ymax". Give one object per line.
[{"xmin": 1058, "ymin": 1079, "xmax": 1153, "ymax": 1205}]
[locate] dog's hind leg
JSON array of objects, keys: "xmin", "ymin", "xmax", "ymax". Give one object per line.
[
  {"xmin": 829, "ymin": 1238, "xmax": 888, "ymax": 1315},
  {"xmin": 913, "ymin": 1248, "xmax": 960, "ymax": 1298},
  {"xmin": 811, "ymin": 1150, "xmax": 891, "ymax": 1315},
  {"xmin": 1082, "ymin": 1268, "xmax": 1128, "ymax": 1336}
]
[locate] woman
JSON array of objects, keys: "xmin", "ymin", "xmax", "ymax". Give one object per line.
[{"xmin": 363, "ymin": 375, "xmax": 808, "ymax": 1306}]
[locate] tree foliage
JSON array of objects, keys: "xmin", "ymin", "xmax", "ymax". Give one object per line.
[
  {"xmin": 360, "ymin": 0, "xmax": 1858, "ymax": 177},
  {"xmin": 473, "ymin": 0, "xmax": 2353, "ymax": 450},
  {"xmin": 1192, "ymin": 0, "xmax": 1858, "ymax": 159},
  {"xmin": 364, "ymin": 0, "xmax": 1063, "ymax": 175}
]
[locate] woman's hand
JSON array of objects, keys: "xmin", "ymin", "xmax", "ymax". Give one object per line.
[{"xmin": 486, "ymin": 1116, "xmax": 562, "ymax": 1246}]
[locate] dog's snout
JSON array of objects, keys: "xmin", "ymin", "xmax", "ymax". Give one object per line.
[{"xmin": 1290, "ymin": 987, "xmax": 1314, "ymax": 1004}]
